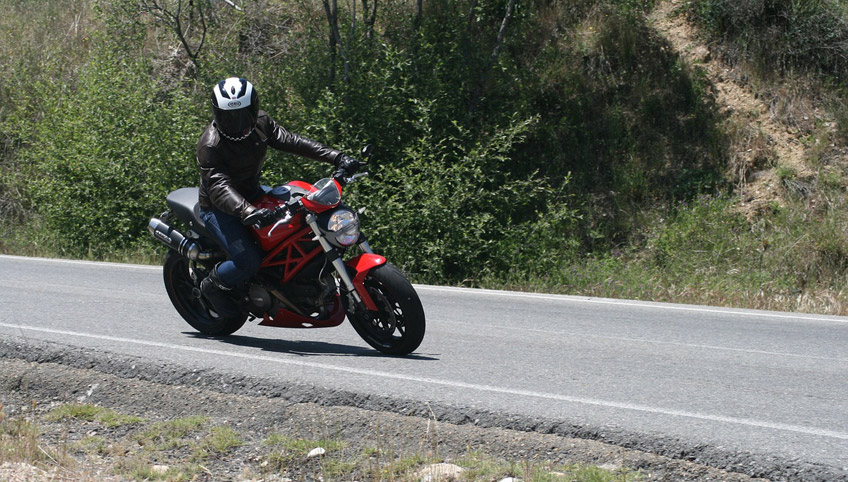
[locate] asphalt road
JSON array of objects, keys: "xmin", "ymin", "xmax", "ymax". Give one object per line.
[{"xmin": 1, "ymin": 254, "xmax": 846, "ymax": 479}]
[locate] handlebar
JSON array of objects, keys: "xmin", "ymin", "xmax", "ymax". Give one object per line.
[
  {"xmin": 334, "ymin": 169, "xmax": 369, "ymax": 187},
  {"xmin": 333, "ymin": 144, "xmax": 373, "ymax": 186},
  {"xmin": 248, "ymin": 144, "xmax": 374, "ymax": 228}
]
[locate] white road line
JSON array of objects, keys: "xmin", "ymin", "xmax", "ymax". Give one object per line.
[
  {"xmin": 2, "ymin": 322, "xmax": 847, "ymax": 441},
  {"xmin": 416, "ymin": 286, "xmax": 848, "ymax": 324},
  {"xmin": 443, "ymin": 322, "xmax": 848, "ymax": 362},
  {"xmin": 0, "ymin": 254, "xmax": 160, "ymax": 271},
  {"xmin": 5, "ymin": 254, "xmax": 848, "ymax": 324}
]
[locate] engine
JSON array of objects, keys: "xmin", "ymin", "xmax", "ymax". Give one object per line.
[
  {"xmin": 247, "ymin": 284, "xmax": 275, "ymax": 314},
  {"xmin": 246, "ymin": 271, "xmax": 337, "ymax": 319},
  {"xmin": 282, "ymin": 273, "xmax": 337, "ymax": 315}
]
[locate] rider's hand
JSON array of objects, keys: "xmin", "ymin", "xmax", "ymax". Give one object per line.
[
  {"xmin": 242, "ymin": 207, "xmax": 276, "ymax": 228},
  {"xmin": 333, "ymin": 155, "xmax": 364, "ymax": 185},
  {"xmin": 334, "ymin": 155, "xmax": 362, "ymax": 177}
]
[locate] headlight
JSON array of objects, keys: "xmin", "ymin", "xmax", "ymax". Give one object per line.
[{"xmin": 325, "ymin": 209, "xmax": 360, "ymax": 247}]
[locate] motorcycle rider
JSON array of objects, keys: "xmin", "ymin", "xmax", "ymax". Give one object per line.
[{"xmin": 197, "ymin": 77, "xmax": 359, "ymax": 317}]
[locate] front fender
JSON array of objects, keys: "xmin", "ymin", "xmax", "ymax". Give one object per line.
[{"xmin": 345, "ymin": 253, "xmax": 386, "ymax": 311}]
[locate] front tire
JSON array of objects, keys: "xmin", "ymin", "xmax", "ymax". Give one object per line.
[
  {"xmin": 345, "ymin": 263, "xmax": 425, "ymax": 356},
  {"xmin": 163, "ymin": 251, "xmax": 247, "ymax": 336}
]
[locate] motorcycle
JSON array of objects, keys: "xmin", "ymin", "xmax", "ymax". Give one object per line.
[{"xmin": 148, "ymin": 145, "xmax": 425, "ymax": 356}]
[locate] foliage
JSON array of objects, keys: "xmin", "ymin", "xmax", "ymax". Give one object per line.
[
  {"xmin": 689, "ymin": 0, "xmax": 848, "ymax": 79},
  {"xmin": 19, "ymin": 39, "xmax": 204, "ymax": 256},
  {"xmin": 48, "ymin": 403, "xmax": 145, "ymax": 428},
  {"xmin": 9, "ymin": 0, "xmax": 839, "ymax": 311},
  {"xmin": 486, "ymin": 192, "xmax": 848, "ymax": 315},
  {"xmin": 0, "ymin": 0, "xmax": 95, "ymax": 242},
  {"xmin": 346, "ymin": 108, "xmax": 580, "ymax": 282}
]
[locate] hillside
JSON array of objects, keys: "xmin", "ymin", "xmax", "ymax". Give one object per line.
[
  {"xmin": 634, "ymin": 0, "xmax": 848, "ymax": 314},
  {"xmin": 651, "ymin": 0, "xmax": 812, "ymax": 217},
  {"xmin": 0, "ymin": 0, "xmax": 846, "ymax": 312}
]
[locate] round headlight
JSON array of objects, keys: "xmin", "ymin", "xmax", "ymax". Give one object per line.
[{"xmin": 326, "ymin": 209, "xmax": 360, "ymax": 247}]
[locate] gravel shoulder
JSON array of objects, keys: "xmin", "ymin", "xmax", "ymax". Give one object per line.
[{"xmin": 0, "ymin": 337, "xmax": 808, "ymax": 482}]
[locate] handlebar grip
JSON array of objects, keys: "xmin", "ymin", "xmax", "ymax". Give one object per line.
[{"xmin": 241, "ymin": 210, "xmax": 263, "ymax": 226}]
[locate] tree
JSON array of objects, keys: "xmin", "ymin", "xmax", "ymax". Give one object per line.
[
  {"xmin": 469, "ymin": 0, "xmax": 517, "ymax": 113},
  {"xmin": 137, "ymin": 0, "xmax": 213, "ymax": 75},
  {"xmin": 323, "ymin": 0, "xmax": 350, "ymax": 86}
]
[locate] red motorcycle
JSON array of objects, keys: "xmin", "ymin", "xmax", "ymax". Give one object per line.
[{"xmin": 148, "ymin": 146, "xmax": 425, "ymax": 355}]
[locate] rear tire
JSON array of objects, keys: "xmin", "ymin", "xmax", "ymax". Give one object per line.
[
  {"xmin": 163, "ymin": 251, "xmax": 247, "ymax": 336},
  {"xmin": 345, "ymin": 263, "xmax": 425, "ymax": 356}
]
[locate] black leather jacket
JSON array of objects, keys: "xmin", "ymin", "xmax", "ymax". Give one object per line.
[{"xmin": 197, "ymin": 111, "xmax": 343, "ymax": 218}]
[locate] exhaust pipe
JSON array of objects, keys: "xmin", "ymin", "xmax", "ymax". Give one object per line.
[{"xmin": 148, "ymin": 217, "xmax": 213, "ymax": 260}]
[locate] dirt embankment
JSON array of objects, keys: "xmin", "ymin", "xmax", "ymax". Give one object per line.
[
  {"xmin": 648, "ymin": 0, "xmax": 829, "ymax": 218},
  {"xmin": 1, "ymin": 354, "xmax": 774, "ymax": 482}
]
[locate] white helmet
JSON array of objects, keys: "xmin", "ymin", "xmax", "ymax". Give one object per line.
[{"xmin": 211, "ymin": 77, "xmax": 259, "ymax": 141}]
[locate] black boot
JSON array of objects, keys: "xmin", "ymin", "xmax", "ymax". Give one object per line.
[{"xmin": 200, "ymin": 265, "xmax": 243, "ymax": 318}]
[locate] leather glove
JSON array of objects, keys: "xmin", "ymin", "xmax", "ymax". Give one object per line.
[
  {"xmin": 334, "ymin": 155, "xmax": 362, "ymax": 177},
  {"xmin": 333, "ymin": 155, "xmax": 364, "ymax": 186},
  {"xmin": 242, "ymin": 207, "xmax": 276, "ymax": 228}
]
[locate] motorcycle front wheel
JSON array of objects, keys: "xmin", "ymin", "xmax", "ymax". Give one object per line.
[
  {"xmin": 163, "ymin": 251, "xmax": 247, "ymax": 336},
  {"xmin": 345, "ymin": 263, "xmax": 425, "ymax": 356}
]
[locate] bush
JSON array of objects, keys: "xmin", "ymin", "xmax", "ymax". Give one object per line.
[
  {"xmin": 21, "ymin": 45, "xmax": 204, "ymax": 256},
  {"xmin": 344, "ymin": 104, "xmax": 581, "ymax": 283},
  {"xmin": 690, "ymin": 0, "xmax": 848, "ymax": 79}
]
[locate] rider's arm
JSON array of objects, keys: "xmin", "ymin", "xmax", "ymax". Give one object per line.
[{"xmin": 262, "ymin": 113, "xmax": 344, "ymax": 165}]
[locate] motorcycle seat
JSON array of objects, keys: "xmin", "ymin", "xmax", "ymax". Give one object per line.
[{"xmin": 166, "ymin": 187, "xmax": 210, "ymax": 236}]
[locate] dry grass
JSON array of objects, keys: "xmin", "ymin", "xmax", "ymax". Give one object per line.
[
  {"xmin": 0, "ymin": 403, "xmax": 85, "ymax": 481},
  {"xmin": 0, "ymin": 402, "xmax": 637, "ymax": 482}
]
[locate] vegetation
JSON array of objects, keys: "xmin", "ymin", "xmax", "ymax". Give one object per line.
[
  {"xmin": 689, "ymin": 0, "xmax": 848, "ymax": 80},
  {"xmin": 48, "ymin": 403, "xmax": 145, "ymax": 428},
  {"xmin": 0, "ymin": 0, "xmax": 846, "ymax": 313},
  {"xmin": 0, "ymin": 402, "xmax": 75, "ymax": 471},
  {"xmin": 1, "ymin": 402, "xmax": 640, "ymax": 481},
  {"xmin": 686, "ymin": 0, "xmax": 848, "ymax": 152}
]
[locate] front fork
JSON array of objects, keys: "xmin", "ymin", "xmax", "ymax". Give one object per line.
[
  {"xmin": 305, "ymin": 214, "xmax": 383, "ymax": 311},
  {"xmin": 358, "ymin": 239, "xmax": 375, "ymax": 255}
]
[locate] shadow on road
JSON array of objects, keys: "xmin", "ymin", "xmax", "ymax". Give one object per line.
[{"xmin": 183, "ymin": 332, "xmax": 439, "ymax": 361}]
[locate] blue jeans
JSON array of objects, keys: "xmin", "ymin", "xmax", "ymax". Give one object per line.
[{"xmin": 200, "ymin": 207, "xmax": 263, "ymax": 288}]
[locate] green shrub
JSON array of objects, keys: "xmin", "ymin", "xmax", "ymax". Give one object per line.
[
  {"xmin": 689, "ymin": 0, "xmax": 848, "ymax": 79},
  {"xmin": 21, "ymin": 43, "xmax": 204, "ymax": 256},
  {"xmin": 345, "ymin": 105, "xmax": 581, "ymax": 283}
]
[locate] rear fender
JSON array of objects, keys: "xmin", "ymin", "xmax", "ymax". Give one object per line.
[{"xmin": 345, "ymin": 253, "xmax": 386, "ymax": 311}]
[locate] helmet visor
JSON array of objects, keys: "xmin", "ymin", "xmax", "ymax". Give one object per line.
[{"xmin": 215, "ymin": 107, "xmax": 256, "ymax": 138}]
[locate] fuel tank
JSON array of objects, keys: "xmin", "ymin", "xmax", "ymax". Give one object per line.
[{"xmin": 251, "ymin": 182, "xmax": 315, "ymax": 252}]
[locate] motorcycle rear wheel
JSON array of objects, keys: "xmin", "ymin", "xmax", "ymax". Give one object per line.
[
  {"xmin": 345, "ymin": 263, "xmax": 425, "ymax": 356},
  {"xmin": 163, "ymin": 251, "xmax": 247, "ymax": 336}
]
